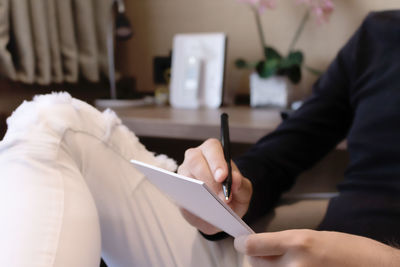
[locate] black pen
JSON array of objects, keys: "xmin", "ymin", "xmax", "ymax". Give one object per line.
[{"xmin": 220, "ymin": 113, "xmax": 232, "ymax": 201}]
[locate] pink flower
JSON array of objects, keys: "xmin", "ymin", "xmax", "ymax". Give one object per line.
[
  {"xmin": 238, "ymin": 0, "xmax": 277, "ymax": 13},
  {"xmin": 296, "ymin": 0, "xmax": 334, "ymax": 23}
]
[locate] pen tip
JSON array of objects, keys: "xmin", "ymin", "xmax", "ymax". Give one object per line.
[{"xmin": 225, "ymin": 196, "xmax": 229, "ymax": 201}]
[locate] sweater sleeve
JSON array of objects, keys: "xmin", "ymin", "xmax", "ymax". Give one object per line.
[{"xmin": 236, "ymin": 24, "xmax": 360, "ymax": 225}]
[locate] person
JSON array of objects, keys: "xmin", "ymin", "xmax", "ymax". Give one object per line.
[
  {"xmin": 0, "ymin": 10, "xmax": 399, "ymax": 267},
  {"xmin": 178, "ymin": 9, "xmax": 400, "ymax": 266}
]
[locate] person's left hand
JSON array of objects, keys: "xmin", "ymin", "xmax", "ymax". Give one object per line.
[{"xmin": 234, "ymin": 229, "xmax": 400, "ymax": 267}]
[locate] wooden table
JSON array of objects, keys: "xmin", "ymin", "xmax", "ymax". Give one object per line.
[
  {"xmin": 101, "ymin": 105, "xmax": 346, "ymax": 149},
  {"xmin": 106, "ymin": 105, "xmax": 283, "ymax": 144}
]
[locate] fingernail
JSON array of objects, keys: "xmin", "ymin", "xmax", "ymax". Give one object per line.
[
  {"xmin": 214, "ymin": 168, "xmax": 224, "ymax": 182},
  {"xmin": 234, "ymin": 235, "xmax": 248, "ymax": 253}
]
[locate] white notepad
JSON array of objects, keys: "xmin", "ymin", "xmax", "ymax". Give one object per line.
[{"xmin": 130, "ymin": 159, "xmax": 254, "ymax": 237}]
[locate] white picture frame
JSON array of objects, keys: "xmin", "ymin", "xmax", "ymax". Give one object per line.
[{"xmin": 169, "ymin": 33, "xmax": 226, "ymax": 109}]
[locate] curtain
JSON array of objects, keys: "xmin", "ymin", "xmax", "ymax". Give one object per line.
[{"xmin": 0, "ymin": 0, "xmax": 112, "ymax": 85}]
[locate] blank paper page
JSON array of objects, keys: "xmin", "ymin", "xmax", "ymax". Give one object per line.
[{"xmin": 130, "ymin": 159, "xmax": 254, "ymax": 237}]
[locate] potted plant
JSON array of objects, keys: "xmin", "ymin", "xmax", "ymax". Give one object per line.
[{"xmin": 235, "ymin": 0, "xmax": 334, "ymax": 108}]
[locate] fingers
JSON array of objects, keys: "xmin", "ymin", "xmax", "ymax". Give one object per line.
[
  {"xmin": 232, "ymin": 175, "xmax": 252, "ymax": 206},
  {"xmin": 198, "ymin": 139, "xmax": 245, "ymax": 198},
  {"xmin": 178, "ymin": 138, "xmax": 239, "ymax": 198},
  {"xmin": 199, "ymin": 138, "xmax": 228, "ymax": 183},
  {"xmin": 234, "ymin": 233, "xmax": 287, "ymax": 257},
  {"xmin": 231, "ymin": 163, "xmax": 246, "ymax": 194},
  {"xmin": 178, "ymin": 138, "xmax": 250, "ymax": 207},
  {"xmin": 178, "ymin": 145, "xmax": 220, "ymax": 194}
]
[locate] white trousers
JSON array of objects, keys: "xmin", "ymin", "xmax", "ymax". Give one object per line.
[{"xmin": 0, "ymin": 93, "xmax": 248, "ymax": 267}]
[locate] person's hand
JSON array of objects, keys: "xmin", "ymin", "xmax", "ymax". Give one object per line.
[
  {"xmin": 234, "ymin": 229, "xmax": 400, "ymax": 267},
  {"xmin": 177, "ymin": 138, "xmax": 253, "ymax": 235}
]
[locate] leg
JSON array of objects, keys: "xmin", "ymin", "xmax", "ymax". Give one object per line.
[{"xmin": 0, "ymin": 138, "xmax": 101, "ymax": 267}]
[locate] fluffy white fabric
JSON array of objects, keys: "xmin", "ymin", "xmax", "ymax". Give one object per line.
[{"xmin": 3, "ymin": 92, "xmax": 177, "ymax": 171}]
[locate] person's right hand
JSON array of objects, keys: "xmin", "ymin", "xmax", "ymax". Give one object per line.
[{"xmin": 177, "ymin": 138, "xmax": 253, "ymax": 235}]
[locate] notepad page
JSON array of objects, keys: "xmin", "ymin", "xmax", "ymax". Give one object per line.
[{"xmin": 130, "ymin": 159, "xmax": 254, "ymax": 237}]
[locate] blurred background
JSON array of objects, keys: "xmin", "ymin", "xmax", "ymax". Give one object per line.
[
  {"xmin": 1, "ymin": 0, "xmax": 400, "ymax": 131},
  {"xmin": 115, "ymin": 0, "xmax": 400, "ymax": 100}
]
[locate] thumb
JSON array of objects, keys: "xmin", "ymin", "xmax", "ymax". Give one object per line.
[{"xmin": 234, "ymin": 232, "xmax": 286, "ymax": 256}]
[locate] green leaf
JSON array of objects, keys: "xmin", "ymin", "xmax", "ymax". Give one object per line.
[
  {"xmin": 279, "ymin": 59, "xmax": 293, "ymax": 69},
  {"xmin": 264, "ymin": 46, "xmax": 282, "ymax": 61},
  {"xmin": 279, "ymin": 51, "xmax": 304, "ymax": 69},
  {"xmin": 286, "ymin": 66, "xmax": 302, "ymax": 84},
  {"xmin": 287, "ymin": 51, "xmax": 304, "ymax": 65},
  {"xmin": 256, "ymin": 59, "xmax": 279, "ymax": 78}
]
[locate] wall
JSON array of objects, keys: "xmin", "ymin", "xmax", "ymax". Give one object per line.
[{"xmin": 116, "ymin": 0, "xmax": 400, "ymax": 101}]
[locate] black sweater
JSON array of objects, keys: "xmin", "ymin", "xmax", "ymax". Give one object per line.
[{"xmin": 235, "ymin": 10, "xmax": 400, "ymax": 245}]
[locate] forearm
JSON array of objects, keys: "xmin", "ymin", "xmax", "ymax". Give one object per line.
[
  {"xmin": 365, "ymin": 240, "xmax": 400, "ymax": 267},
  {"xmin": 356, "ymin": 243, "xmax": 400, "ymax": 267},
  {"xmin": 319, "ymin": 231, "xmax": 400, "ymax": 267},
  {"xmin": 388, "ymin": 247, "xmax": 400, "ymax": 266}
]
